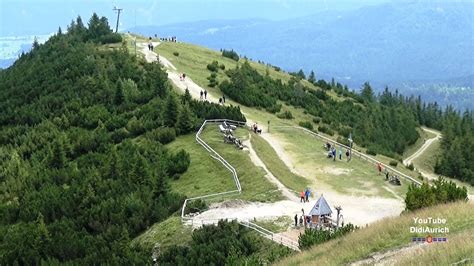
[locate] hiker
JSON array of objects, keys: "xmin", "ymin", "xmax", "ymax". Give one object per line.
[
  {"xmin": 200, "ymin": 90, "xmax": 203, "ymax": 99},
  {"xmin": 332, "ymin": 148, "xmax": 336, "ymax": 161},
  {"xmin": 326, "ymin": 142, "xmax": 331, "ymax": 151},
  {"xmin": 385, "ymin": 170, "xmax": 389, "ymax": 180},
  {"xmin": 377, "ymin": 163, "xmax": 382, "ymax": 175},
  {"xmin": 305, "ymin": 189, "xmax": 310, "ymax": 202},
  {"xmin": 339, "ymin": 147, "xmax": 342, "ymax": 160},
  {"xmin": 346, "ymin": 149, "xmax": 350, "ymax": 161},
  {"xmin": 299, "ymin": 216, "xmax": 304, "ymax": 227},
  {"xmin": 300, "ymin": 191, "xmax": 305, "ymax": 203},
  {"xmin": 182, "ymin": 73, "xmax": 186, "ymax": 80},
  {"xmin": 294, "ymin": 214, "xmax": 298, "ymax": 227},
  {"xmin": 204, "ymin": 90, "xmax": 207, "ymax": 99},
  {"xmin": 223, "ymin": 95, "xmax": 226, "ymax": 103},
  {"xmin": 219, "ymin": 98, "xmax": 222, "ymax": 104}
]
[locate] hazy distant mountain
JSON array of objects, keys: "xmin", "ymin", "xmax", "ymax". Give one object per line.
[
  {"xmin": 130, "ymin": 0, "xmax": 473, "ymax": 109},
  {"xmin": 0, "ymin": 34, "xmax": 50, "ymax": 69}
]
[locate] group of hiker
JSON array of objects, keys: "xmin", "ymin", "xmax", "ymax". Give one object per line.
[
  {"xmin": 294, "ymin": 208, "xmax": 313, "ymax": 228},
  {"xmin": 218, "ymin": 96, "xmax": 226, "ymax": 104},
  {"xmin": 299, "ymin": 188, "xmax": 311, "ymax": 203},
  {"xmin": 251, "ymin": 123, "xmax": 262, "ymax": 134},
  {"xmin": 200, "ymin": 90, "xmax": 208, "ymax": 99},
  {"xmin": 147, "ymin": 35, "xmax": 177, "ymax": 52},
  {"xmin": 180, "ymin": 73, "xmax": 186, "ymax": 81},
  {"xmin": 379, "ymin": 163, "xmax": 402, "ymax": 185},
  {"xmin": 160, "ymin": 36, "xmax": 177, "ymax": 42},
  {"xmin": 147, "ymin": 39, "xmax": 154, "ymax": 51},
  {"xmin": 326, "ymin": 142, "xmax": 350, "ymax": 162},
  {"xmin": 294, "ymin": 214, "xmax": 311, "ymax": 227}
]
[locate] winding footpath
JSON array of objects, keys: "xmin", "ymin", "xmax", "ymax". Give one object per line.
[
  {"xmin": 138, "ymin": 40, "xmax": 407, "ymax": 228},
  {"xmin": 139, "ymin": 41, "xmax": 301, "ymax": 249},
  {"xmin": 402, "ymin": 127, "xmax": 473, "ymax": 200},
  {"xmin": 138, "ymin": 40, "xmax": 470, "ymax": 247},
  {"xmin": 403, "ymin": 127, "xmax": 441, "ymax": 181}
]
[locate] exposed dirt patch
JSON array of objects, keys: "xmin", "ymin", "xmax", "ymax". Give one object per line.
[{"xmin": 322, "ymin": 166, "xmax": 352, "ymax": 175}]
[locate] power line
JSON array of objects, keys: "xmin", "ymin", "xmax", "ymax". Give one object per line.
[{"xmin": 113, "ymin": 6, "xmax": 123, "ymax": 33}]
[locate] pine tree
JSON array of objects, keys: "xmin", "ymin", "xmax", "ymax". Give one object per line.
[
  {"xmin": 181, "ymin": 88, "xmax": 192, "ymax": 104},
  {"xmin": 297, "ymin": 69, "xmax": 306, "ymax": 79},
  {"xmin": 106, "ymin": 149, "xmax": 120, "ymax": 179},
  {"xmin": 176, "ymin": 104, "xmax": 194, "ymax": 134},
  {"xmin": 130, "ymin": 153, "xmax": 151, "ymax": 186},
  {"xmin": 308, "ymin": 70, "xmax": 316, "ymax": 84},
  {"xmin": 154, "ymin": 164, "xmax": 168, "ymax": 198},
  {"xmin": 32, "ymin": 37, "xmax": 39, "ymax": 50},
  {"xmin": 35, "ymin": 212, "xmax": 51, "ymax": 250},
  {"xmin": 114, "ymin": 82, "xmax": 125, "ymax": 105},
  {"xmin": 361, "ymin": 82, "xmax": 375, "ymax": 103},
  {"xmin": 50, "ymin": 139, "xmax": 66, "ymax": 169},
  {"xmin": 164, "ymin": 94, "xmax": 178, "ymax": 127}
]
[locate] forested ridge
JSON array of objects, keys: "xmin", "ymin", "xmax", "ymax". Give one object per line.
[
  {"xmin": 220, "ymin": 62, "xmax": 474, "ymax": 184},
  {"xmin": 0, "ymin": 14, "xmax": 244, "ymax": 264},
  {"xmin": 0, "ymin": 11, "xmax": 472, "ymax": 265}
]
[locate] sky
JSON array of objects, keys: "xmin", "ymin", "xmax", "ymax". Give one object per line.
[{"xmin": 0, "ymin": 0, "xmax": 389, "ymax": 36}]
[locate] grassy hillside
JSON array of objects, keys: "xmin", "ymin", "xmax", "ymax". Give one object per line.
[
  {"xmin": 250, "ymin": 133, "xmax": 309, "ymax": 193},
  {"xmin": 166, "ymin": 133, "xmax": 234, "ymax": 198},
  {"xmin": 199, "ymin": 124, "xmax": 283, "ymax": 202},
  {"xmin": 271, "ymin": 127, "xmax": 409, "ymax": 198},
  {"xmin": 142, "ymin": 34, "xmax": 422, "ymax": 198},
  {"xmin": 278, "ymin": 201, "xmax": 474, "ymax": 265}
]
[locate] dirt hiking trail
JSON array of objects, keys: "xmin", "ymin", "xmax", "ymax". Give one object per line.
[{"xmin": 139, "ymin": 41, "xmax": 405, "ymax": 232}]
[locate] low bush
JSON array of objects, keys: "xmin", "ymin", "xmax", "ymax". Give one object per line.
[
  {"xmin": 146, "ymin": 127, "xmax": 176, "ymax": 144},
  {"xmin": 207, "ymin": 61, "xmax": 219, "ymax": 72},
  {"xmin": 222, "ymin": 49, "xmax": 239, "ymax": 61},
  {"xmin": 277, "ymin": 110, "xmax": 294, "ymax": 119},
  {"xmin": 298, "ymin": 224, "xmax": 357, "ymax": 249},
  {"xmin": 366, "ymin": 148, "xmax": 377, "ymax": 156},
  {"xmin": 173, "ymin": 51, "xmax": 179, "ymax": 56},
  {"xmin": 389, "ymin": 160, "xmax": 398, "ymax": 167},
  {"xmin": 405, "ymin": 177, "xmax": 468, "ymax": 211},
  {"xmin": 100, "ymin": 33, "xmax": 122, "ymax": 44},
  {"xmin": 299, "ymin": 121, "xmax": 313, "ymax": 130},
  {"xmin": 167, "ymin": 149, "xmax": 191, "ymax": 178},
  {"xmin": 406, "ymin": 163, "xmax": 415, "ymax": 171},
  {"xmin": 312, "ymin": 117, "xmax": 321, "ymax": 124},
  {"xmin": 318, "ymin": 125, "xmax": 334, "ymax": 136},
  {"xmin": 266, "ymin": 104, "xmax": 282, "ymax": 114},
  {"xmin": 184, "ymin": 199, "xmax": 208, "ymax": 215}
]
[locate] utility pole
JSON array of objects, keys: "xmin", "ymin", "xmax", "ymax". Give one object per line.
[{"xmin": 113, "ymin": 6, "xmax": 123, "ymax": 33}]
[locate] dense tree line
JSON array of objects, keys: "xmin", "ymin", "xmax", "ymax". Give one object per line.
[
  {"xmin": 405, "ymin": 177, "xmax": 468, "ymax": 211},
  {"xmin": 157, "ymin": 220, "xmax": 292, "ymax": 265},
  {"xmin": 220, "ymin": 62, "xmax": 419, "ymax": 158},
  {"xmin": 0, "ymin": 14, "xmax": 244, "ymax": 264},
  {"xmin": 221, "ymin": 49, "xmax": 239, "ymax": 61},
  {"xmin": 316, "ymin": 78, "xmax": 474, "ymax": 184},
  {"xmin": 220, "ymin": 62, "xmax": 473, "ymax": 184}
]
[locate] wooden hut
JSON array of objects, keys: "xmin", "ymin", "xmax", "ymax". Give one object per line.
[{"xmin": 308, "ymin": 195, "xmax": 333, "ymax": 227}]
